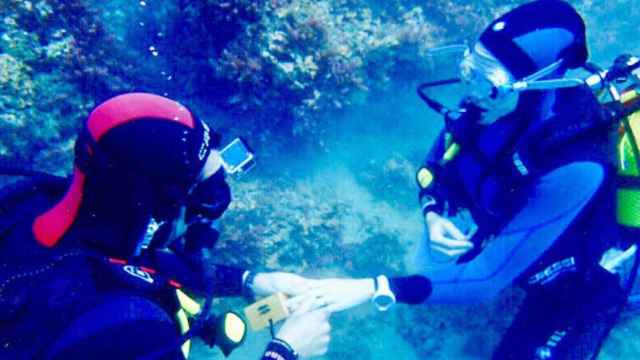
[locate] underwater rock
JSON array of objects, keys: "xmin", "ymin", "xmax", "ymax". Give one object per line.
[
  {"xmin": 0, "ymin": 0, "xmax": 131, "ymax": 169},
  {"xmin": 215, "ymin": 168, "xmax": 414, "ymax": 274},
  {"xmin": 205, "ymin": 168, "xmax": 522, "ymax": 359},
  {"xmin": 0, "ymin": 54, "xmax": 33, "ymax": 112},
  {"xmin": 108, "ymin": 0, "xmax": 442, "ymax": 144},
  {"xmin": 0, "ymin": 55, "xmax": 92, "ymax": 170},
  {"xmin": 0, "ymin": 27, "xmax": 41, "ymax": 62},
  {"xmin": 43, "ymin": 35, "xmax": 73, "ymax": 62},
  {"xmin": 219, "ymin": 0, "xmax": 440, "ymax": 139},
  {"xmin": 2, "ymin": 1, "xmax": 639, "ymax": 359}
]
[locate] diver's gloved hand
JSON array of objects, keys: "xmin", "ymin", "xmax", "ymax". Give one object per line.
[
  {"xmin": 290, "ymin": 278, "xmax": 375, "ymax": 313},
  {"xmin": 252, "ymin": 272, "xmax": 315, "ymax": 297},
  {"xmin": 275, "ymin": 295, "xmax": 332, "ymax": 358},
  {"xmin": 425, "ymin": 211, "xmax": 473, "ymax": 261}
]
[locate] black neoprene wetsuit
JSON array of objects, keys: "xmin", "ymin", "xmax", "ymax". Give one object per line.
[
  {"xmin": 389, "ymin": 87, "xmax": 627, "ymax": 359},
  {"xmin": 0, "ymin": 177, "xmax": 296, "ymax": 360}
]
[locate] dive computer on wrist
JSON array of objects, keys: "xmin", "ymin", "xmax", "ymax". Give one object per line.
[{"xmin": 372, "ymin": 275, "xmax": 396, "ymax": 311}]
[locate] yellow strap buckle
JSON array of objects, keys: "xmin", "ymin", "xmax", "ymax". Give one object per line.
[
  {"xmin": 417, "ymin": 168, "xmax": 434, "ymax": 189},
  {"xmin": 175, "ymin": 289, "xmax": 202, "ymax": 359}
]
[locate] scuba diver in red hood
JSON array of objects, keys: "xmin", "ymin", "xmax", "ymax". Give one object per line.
[{"xmin": 0, "ymin": 93, "xmax": 330, "ymax": 360}]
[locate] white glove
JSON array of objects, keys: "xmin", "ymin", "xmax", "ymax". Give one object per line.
[
  {"xmin": 277, "ymin": 296, "xmax": 331, "ymax": 358},
  {"xmin": 288, "ymin": 278, "xmax": 375, "ymax": 313}
]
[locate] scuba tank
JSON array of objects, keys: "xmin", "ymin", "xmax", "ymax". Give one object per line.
[
  {"xmin": 584, "ymin": 56, "xmax": 640, "ymax": 358},
  {"xmin": 573, "ymin": 54, "xmax": 640, "ymax": 233},
  {"xmin": 615, "ymin": 88, "xmax": 640, "ymax": 230}
]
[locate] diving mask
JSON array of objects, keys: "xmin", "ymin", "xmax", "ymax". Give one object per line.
[
  {"xmin": 418, "ymin": 43, "xmax": 571, "ymax": 124},
  {"xmin": 459, "ymin": 43, "xmax": 519, "ymax": 124},
  {"xmin": 185, "ymin": 137, "xmax": 254, "ymax": 220}
]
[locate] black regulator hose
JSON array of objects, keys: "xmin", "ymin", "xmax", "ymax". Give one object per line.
[{"xmin": 417, "ymin": 79, "xmax": 461, "ymax": 116}]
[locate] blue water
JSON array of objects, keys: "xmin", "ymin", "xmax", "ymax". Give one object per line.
[{"xmin": 2, "ymin": 0, "xmax": 640, "ymax": 358}]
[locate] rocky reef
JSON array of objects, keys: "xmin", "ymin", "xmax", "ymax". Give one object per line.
[
  {"xmin": 3, "ymin": 0, "xmax": 635, "ymax": 165},
  {"xmin": 204, "ymin": 167, "xmax": 524, "ymax": 359},
  {"xmin": 0, "ymin": 0, "xmax": 486, "ymax": 173},
  {"xmin": 0, "ymin": 0, "xmax": 135, "ymax": 171},
  {"xmin": 2, "ymin": 0, "xmax": 640, "ymax": 359}
]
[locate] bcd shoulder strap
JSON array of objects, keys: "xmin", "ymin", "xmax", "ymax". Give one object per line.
[{"xmin": 514, "ymin": 86, "xmax": 614, "ymax": 174}]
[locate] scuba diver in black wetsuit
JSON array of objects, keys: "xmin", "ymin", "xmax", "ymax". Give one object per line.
[
  {"xmin": 299, "ymin": 1, "xmax": 639, "ymax": 359},
  {"xmin": 0, "ymin": 93, "xmax": 330, "ymax": 360}
]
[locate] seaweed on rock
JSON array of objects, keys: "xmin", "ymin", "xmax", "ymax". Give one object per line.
[{"xmin": 0, "ymin": 0, "xmax": 132, "ymax": 171}]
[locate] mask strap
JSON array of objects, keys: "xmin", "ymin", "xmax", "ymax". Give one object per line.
[
  {"xmin": 521, "ymin": 59, "xmax": 565, "ymax": 82},
  {"xmin": 511, "ymin": 78, "xmax": 585, "ymax": 91},
  {"xmin": 502, "ymin": 59, "xmax": 568, "ymax": 93}
]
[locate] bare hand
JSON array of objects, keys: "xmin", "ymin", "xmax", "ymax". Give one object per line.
[
  {"xmin": 288, "ymin": 278, "xmax": 375, "ymax": 313},
  {"xmin": 425, "ymin": 212, "xmax": 473, "ymax": 260},
  {"xmin": 277, "ymin": 296, "xmax": 331, "ymax": 358},
  {"xmin": 252, "ymin": 272, "xmax": 314, "ymax": 297}
]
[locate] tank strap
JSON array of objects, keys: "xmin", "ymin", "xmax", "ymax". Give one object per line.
[{"xmin": 616, "ymin": 175, "xmax": 640, "ymax": 188}]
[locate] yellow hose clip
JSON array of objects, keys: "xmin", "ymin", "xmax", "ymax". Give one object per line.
[
  {"xmin": 621, "ymin": 89, "xmax": 639, "ymax": 106},
  {"xmin": 442, "ymin": 143, "xmax": 460, "ymax": 163},
  {"xmin": 416, "ymin": 167, "xmax": 434, "ymax": 189},
  {"xmin": 175, "ymin": 289, "xmax": 202, "ymax": 359}
]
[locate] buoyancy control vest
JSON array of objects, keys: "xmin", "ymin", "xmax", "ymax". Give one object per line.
[
  {"xmin": 0, "ymin": 174, "xmax": 203, "ymax": 359},
  {"xmin": 423, "ymin": 86, "xmax": 612, "ymax": 232}
]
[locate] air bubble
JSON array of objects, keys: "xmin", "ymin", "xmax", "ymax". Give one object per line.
[{"xmin": 148, "ymin": 46, "xmax": 159, "ymax": 56}]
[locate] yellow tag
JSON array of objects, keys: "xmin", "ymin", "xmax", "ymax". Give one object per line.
[
  {"xmin": 443, "ymin": 143, "xmax": 460, "ymax": 162},
  {"xmin": 416, "ymin": 168, "xmax": 434, "ymax": 189},
  {"xmin": 243, "ymin": 293, "xmax": 289, "ymax": 331}
]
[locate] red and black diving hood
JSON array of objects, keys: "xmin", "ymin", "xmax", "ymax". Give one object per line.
[{"xmin": 33, "ymin": 93, "xmax": 212, "ymax": 247}]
